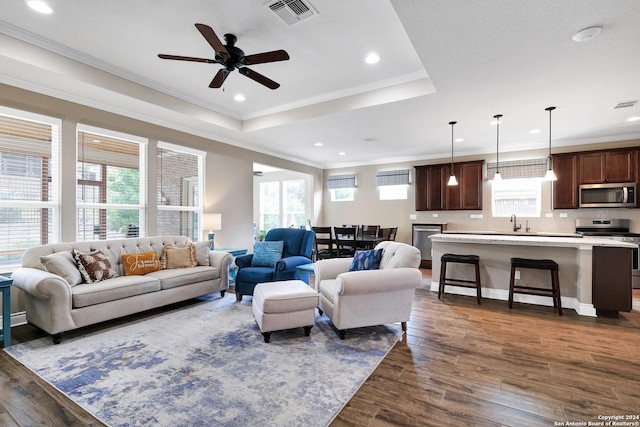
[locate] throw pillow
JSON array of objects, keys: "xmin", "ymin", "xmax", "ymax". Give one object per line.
[
  {"xmin": 350, "ymin": 249, "xmax": 383, "ymax": 271},
  {"xmin": 72, "ymin": 249, "xmax": 119, "ymax": 283},
  {"xmin": 194, "ymin": 240, "xmax": 213, "ymax": 266},
  {"xmin": 251, "ymin": 241, "xmax": 284, "ymax": 267},
  {"xmin": 121, "ymin": 251, "xmax": 160, "ymax": 276},
  {"xmin": 160, "ymin": 243, "xmax": 197, "ymax": 269},
  {"xmin": 40, "ymin": 251, "xmax": 83, "ymax": 286}
]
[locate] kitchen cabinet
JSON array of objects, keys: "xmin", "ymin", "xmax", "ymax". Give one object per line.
[
  {"xmin": 552, "ymin": 153, "xmax": 579, "ymax": 209},
  {"xmin": 579, "ymin": 149, "xmax": 637, "ymax": 184},
  {"xmin": 592, "ymin": 246, "xmax": 632, "ymax": 314},
  {"xmin": 415, "ymin": 161, "xmax": 483, "ymax": 211}
]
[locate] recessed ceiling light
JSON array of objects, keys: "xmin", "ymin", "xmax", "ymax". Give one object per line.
[
  {"xmin": 314, "ymin": 142, "xmax": 323, "ymax": 147},
  {"xmin": 627, "ymin": 116, "xmax": 640, "ymax": 122},
  {"xmin": 338, "ymin": 152, "xmax": 346, "ymax": 156},
  {"xmin": 530, "ymin": 129, "xmax": 542, "ymax": 134},
  {"xmin": 233, "ymin": 94, "xmax": 245, "ymax": 102},
  {"xmin": 572, "ymin": 26, "xmax": 602, "ymax": 42},
  {"xmin": 364, "ymin": 53, "xmax": 380, "ymax": 64},
  {"xmin": 454, "ymin": 138, "xmax": 464, "ymax": 143},
  {"xmin": 26, "ymin": 0, "xmax": 52, "ymax": 14}
]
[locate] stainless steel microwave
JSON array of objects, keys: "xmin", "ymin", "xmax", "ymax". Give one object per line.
[{"xmin": 579, "ymin": 182, "xmax": 636, "ymax": 208}]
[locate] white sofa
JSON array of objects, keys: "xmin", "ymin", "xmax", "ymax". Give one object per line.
[
  {"xmin": 314, "ymin": 241, "xmax": 422, "ymax": 339},
  {"xmin": 11, "ymin": 236, "xmax": 232, "ymax": 344}
]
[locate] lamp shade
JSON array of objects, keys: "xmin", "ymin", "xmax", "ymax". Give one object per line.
[{"xmin": 202, "ymin": 213, "xmax": 222, "ymax": 231}]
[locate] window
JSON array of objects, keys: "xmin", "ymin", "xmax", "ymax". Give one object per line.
[
  {"xmin": 328, "ymin": 173, "xmax": 356, "ymax": 202},
  {"xmin": 0, "ymin": 107, "xmax": 60, "ymax": 266},
  {"xmin": 156, "ymin": 142, "xmax": 204, "ymax": 241},
  {"xmin": 376, "ymin": 169, "xmax": 410, "ymax": 200},
  {"xmin": 491, "ymin": 178, "xmax": 542, "ymax": 218},
  {"xmin": 258, "ymin": 179, "xmax": 307, "ymax": 230},
  {"xmin": 259, "ymin": 181, "xmax": 280, "ymax": 231},
  {"xmin": 77, "ymin": 125, "xmax": 147, "ymax": 240}
]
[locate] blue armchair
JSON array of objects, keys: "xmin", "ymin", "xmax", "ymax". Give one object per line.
[{"xmin": 234, "ymin": 228, "xmax": 314, "ymax": 301}]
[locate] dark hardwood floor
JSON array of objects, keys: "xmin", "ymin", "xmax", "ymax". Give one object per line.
[{"xmin": 2, "ymin": 273, "xmax": 639, "ymax": 427}]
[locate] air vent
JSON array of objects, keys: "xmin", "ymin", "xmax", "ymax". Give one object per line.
[
  {"xmin": 266, "ymin": 0, "xmax": 317, "ymax": 26},
  {"xmin": 362, "ymin": 137, "xmax": 379, "ymax": 143},
  {"xmin": 613, "ymin": 100, "xmax": 638, "ymax": 109}
]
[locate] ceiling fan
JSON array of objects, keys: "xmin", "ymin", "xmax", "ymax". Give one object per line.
[{"xmin": 158, "ymin": 23, "xmax": 290, "ymax": 90}]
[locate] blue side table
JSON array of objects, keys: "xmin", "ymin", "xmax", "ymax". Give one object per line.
[
  {"xmin": 214, "ymin": 248, "xmax": 248, "ymax": 285},
  {"xmin": 0, "ymin": 276, "xmax": 12, "ymax": 348},
  {"xmin": 295, "ymin": 263, "xmax": 315, "ymax": 286}
]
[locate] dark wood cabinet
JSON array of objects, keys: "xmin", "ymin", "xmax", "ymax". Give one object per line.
[
  {"xmin": 579, "ymin": 149, "xmax": 636, "ymax": 184},
  {"xmin": 415, "ymin": 161, "xmax": 483, "ymax": 211},
  {"xmin": 552, "ymin": 153, "xmax": 579, "ymax": 209},
  {"xmin": 592, "ymin": 246, "xmax": 632, "ymax": 313}
]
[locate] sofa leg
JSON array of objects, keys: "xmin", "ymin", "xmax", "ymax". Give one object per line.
[
  {"xmin": 303, "ymin": 325, "xmax": 313, "ymax": 336},
  {"xmin": 338, "ymin": 329, "xmax": 346, "ymax": 340},
  {"xmin": 235, "ymin": 292, "xmax": 242, "ymax": 302},
  {"xmin": 220, "ymin": 290, "xmax": 226, "ymax": 297},
  {"xmin": 317, "ymin": 308, "xmax": 323, "ymax": 315},
  {"xmin": 52, "ymin": 333, "xmax": 63, "ymax": 345},
  {"xmin": 262, "ymin": 332, "xmax": 271, "ymax": 343},
  {"xmin": 401, "ymin": 321, "xmax": 407, "ymax": 332}
]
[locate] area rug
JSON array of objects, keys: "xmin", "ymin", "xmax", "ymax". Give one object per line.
[{"xmin": 4, "ymin": 293, "xmax": 400, "ymax": 427}]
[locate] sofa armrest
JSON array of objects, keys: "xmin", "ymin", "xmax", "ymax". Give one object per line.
[
  {"xmin": 11, "ymin": 267, "xmax": 73, "ymax": 303},
  {"xmin": 208, "ymin": 251, "xmax": 233, "ymax": 289},
  {"xmin": 314, "ymin": 258, "xmax": 353, "ymax": 282},
  {"xmin": 235, "ymin": 254, "xmax": 254, "ymax": 269},
  {"xmin": 335, "ymin": 268, "xmax": 422, "ymax": 296},
  {"xmin": 274, "ymin": 256, "xmax": 312, "ymax": 278}
]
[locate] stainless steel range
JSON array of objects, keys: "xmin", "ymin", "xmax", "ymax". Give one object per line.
[{"xmin": 576, "ymin": 219, "xmax": 640, "ymax": 289}]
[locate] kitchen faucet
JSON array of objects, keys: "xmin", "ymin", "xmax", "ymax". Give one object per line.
[{"xmin": 510, "ymin": 214, "xmax": 521, "ymax": 232}]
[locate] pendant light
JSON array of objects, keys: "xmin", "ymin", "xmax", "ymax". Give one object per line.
[
  {"xmin": 492, "ymin": 114, "xmax": 503, "ymax": 181},
  {"xmin": 447, "ymin": 121, "xmax": 458, "ymax": 186},
  {"xmin": 543, "ymin": 106, "xmax": 558, "ymax": 181}
]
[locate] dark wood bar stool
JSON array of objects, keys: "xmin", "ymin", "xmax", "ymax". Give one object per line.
[
  {"xmin": 509, "ymin": 257, "xmax": 562, "ymax": 315},
  {"xmin": 438, "ymin": 253, "xmax": 482, "ymax": 304}
]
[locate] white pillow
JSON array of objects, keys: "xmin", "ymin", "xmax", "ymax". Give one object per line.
[
  {"xmin": 40, "ymin": 251, "xmax": 83, "ymax": 286},
  {"xmin": 194, "ymin": 240, "xmax": 213, "ymax": 266}
]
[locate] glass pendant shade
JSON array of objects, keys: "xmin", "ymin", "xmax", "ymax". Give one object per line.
[
  {"xmin": 492, "ymin": 114, "xmax": 503, "ymax": 181},
  {"xmin": 543, "ymin": 106, "xmax": 557, "ymax": 181},
  {"xmin": 447, "ymin": 121, "xmax": 458, "ymax": 186}
]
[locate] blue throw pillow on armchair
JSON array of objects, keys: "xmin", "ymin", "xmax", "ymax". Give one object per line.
[
  {"xmin": 349, "ymin": 249, "xmax": 383, "ymax": 271},
  {"xmin": 251, "ymin": 241, "xmax": 284, "ymax": 267}
]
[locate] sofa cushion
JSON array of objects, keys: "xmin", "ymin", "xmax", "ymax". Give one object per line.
[
  {"xmin": 72, "ymin": 249, "xmax": 119, "ymax": 283},
  {"xmin": 72, "ymin": 275, "xmax": 161, "ymax": 308},
  {"xmin": 318, "ymin": 279, "xmax": 338, "ymax": 305},
  {"xmin": 40, "ymin": 251, "xmax": 83, "ymax": 286},
  {"xmin": 194, "ymin": 241, "xmax": 212, "ymax": 266},
  {"xmin": 350, "ymin": 249, "xmax": 383, "ymax": 271},
  {"xmin": 251, "ymin": 241, "xmax": 284, "ymax": 267},
  {"xmin": 160, "ymin": 243, "xmax": 197, "ymax": 269},
  {"xmin": 121, "ymin": 251, "xmax": 161, "ymax": 276},
  {"xmin": 146, "ymin": 266, "xmax": 219, "ymax": 290}
]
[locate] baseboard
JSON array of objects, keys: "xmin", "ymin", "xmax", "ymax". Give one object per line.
[{"xmin": 0, "ymin": 311, "xmax": 27, "ymax": 328}]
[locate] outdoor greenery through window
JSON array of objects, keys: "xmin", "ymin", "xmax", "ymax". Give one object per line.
[
  {"xmin": 77, "ymin": 125, "xmax": 146, "ymax": 240},
  {"xmin": 0, "ymin": 107, "xmax": 60, "ymax": 266},
  {"xmin": 259, "ymin": 179, "xmax": 306, "ymax": 231},
  {"xmin": 156, "ymin": 142, "xmax": 204, "ymax": 241}
]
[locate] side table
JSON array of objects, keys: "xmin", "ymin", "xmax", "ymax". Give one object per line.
[
  {"xmin": 0, "ymin": 276, "xmax": 12, "ymax": 348},
  {"xmin": 295, "ymin": 263, "xmax": 315, "ymax": 287},
  {"xmin": 214, "ymin": 248, "xmax": 248, "ymax": 285}
]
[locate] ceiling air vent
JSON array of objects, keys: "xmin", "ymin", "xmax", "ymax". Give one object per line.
[
  {"xmin": 612, "ymin": 100, "xmax": 638, "ymax": 109},
  {"xmin": 266, "ymin": 0, "xmax": 317, "ymax": 26}
]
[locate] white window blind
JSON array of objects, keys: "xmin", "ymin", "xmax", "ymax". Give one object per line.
[
  {"xmin": 77, "ymin": 125, "xmax": 147, "ymax": 241},
  {"xmin": 487, "ymin": 158, "xmax": 547, "ymax": 180},
  {"xmin": 157, "ymin": 142, "xmax": 204, "ymax": 241},
  {"xmin": 375, "ymin": 169, "xmax": 410, "ymax": 186},
  {"xmin": 327, "ymin": 173, "xmax": 357, "ymax": 189},
  {"xmin": 0, "ymin": 107, "xmax": 60, "ymax": 265}
]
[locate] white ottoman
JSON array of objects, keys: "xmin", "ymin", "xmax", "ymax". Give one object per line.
[{"xmin": 252, "ymin": 280, "xmax": 319, "ymax": 343}]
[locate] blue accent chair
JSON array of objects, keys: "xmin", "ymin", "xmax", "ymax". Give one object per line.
[{"xmin": 234, "ymin": 228, "xmax": 314, "ymax": 301}]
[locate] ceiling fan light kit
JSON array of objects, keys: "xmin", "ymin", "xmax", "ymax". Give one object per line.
[{"xmin": 158, "ymin": 23, "xmax": 290, "ymax": 89}]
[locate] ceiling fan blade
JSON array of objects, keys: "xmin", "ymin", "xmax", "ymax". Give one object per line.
[
  {"xmin": 158, "ymin": 54, "xmax": 217, "ymax": 63},
  {"xmin": 209, "ymin": 69, "xmax": 231, "ymax": 88},
  {"xmin": 238, "ymin": 67, "xmax": 280, "ymax": 89},
  {"xmin": 241, "ymin": 50, "xmax": 290, "ymax": 65},
  {"xmin": 195, "ymin": 23, "xmax": 229, "ymax": 56}
]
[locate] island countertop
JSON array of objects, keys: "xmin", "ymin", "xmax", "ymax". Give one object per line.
[{"xmin": 431, "ymin": 232, "xmax": 638, "ymax": 249}]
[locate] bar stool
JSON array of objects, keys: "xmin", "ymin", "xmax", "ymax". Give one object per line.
[
  {"xmin": 438, "ymin": 253, "xmax": 482, "ymax": 304},
  {"xmin": 509, "ymin": 257, "xmax": 562, "ymax": 315}
]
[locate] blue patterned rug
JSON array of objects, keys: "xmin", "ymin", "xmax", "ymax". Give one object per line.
[{"xmin": 4, "ymin": 292, "xmax": 400, "ymax": 427}]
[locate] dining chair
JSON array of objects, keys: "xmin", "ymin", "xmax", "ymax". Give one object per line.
[
  {"xmin": 361, "ymin": 225, "xmax": 380, "ymax": 238},
  {"xmin": 312, "ymin": 226, "xmax": 336, "ymax": 260},
  {"xmin": 379, "ymin": 228, "xmax": 391, "ymax": 240},
  {"xmin": 388, "ymin": 226, "xmax": 398, "ymax": 241},
  {"xmin": 333, "ymin": 226, "xmax": 357, "ymax": 257}
]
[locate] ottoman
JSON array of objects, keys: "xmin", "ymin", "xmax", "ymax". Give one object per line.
[{"xmin": 252, "ymin": 280, "xmax": 319, "ymax": 343}]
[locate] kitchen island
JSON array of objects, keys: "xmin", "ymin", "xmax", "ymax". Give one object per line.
[{"xmin": 429, "ymin": 232, "xmax": 637, "ymax": 316}]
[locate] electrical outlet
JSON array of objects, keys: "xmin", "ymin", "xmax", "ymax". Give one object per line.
[
  {"xmin": 559, "ymin": 213, "xmax": 568, "ymax": 218},
  {"xmin": 545, "ymin": 213, "xmax": 554, "ymax": 218},
  {"xmin": 515, "ymin": 270, "xmax": 521, "ymax": 280},
  {"xmin": 409, "ymin": 214, "xmax": 417, "ymax": 220},
  {"xmin": 432, "ymin": 213, "xmax": 439, "ymax": 217}
]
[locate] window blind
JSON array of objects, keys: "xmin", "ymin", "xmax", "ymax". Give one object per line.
[
  {"xmin": 327, "ymin": 173, "xmax": 357, "ymax": 189},
  {"xmin": 375, "ymin": 169, "xmax": 410, "ymax": 186},
  {"xmin": 0, "ymin": 107, "xmax": 61, "ymax": 264},
  {"xmin": 486, "ymin": 158, "xmax": 547, "ymax": 180}
]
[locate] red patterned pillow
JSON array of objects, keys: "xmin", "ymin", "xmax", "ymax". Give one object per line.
[{"xmin": 72, "ymin": 249, "xmax": 119, "ymax": 283}]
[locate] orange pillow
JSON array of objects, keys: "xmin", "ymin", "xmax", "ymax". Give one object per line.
[{"xmin": 121, "ymin": 251, "xmax": 161, "ymax": 276}]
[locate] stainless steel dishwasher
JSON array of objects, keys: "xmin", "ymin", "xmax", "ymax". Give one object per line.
[{"xmin": 412, "ymin": 224, "xmax": 446, "ymax": 268}]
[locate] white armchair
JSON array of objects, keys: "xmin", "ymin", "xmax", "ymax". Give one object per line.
[{"xmin": 314, "ymin": 241, "xmax": 422, "ymax": 339}]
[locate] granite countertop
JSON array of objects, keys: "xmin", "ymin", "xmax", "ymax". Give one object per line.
[{"xmin": 430, "ymin": 232, "xmax": 638, "ymax": 249}]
